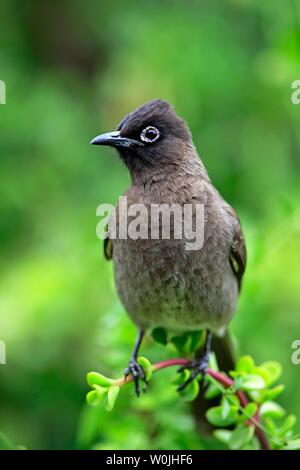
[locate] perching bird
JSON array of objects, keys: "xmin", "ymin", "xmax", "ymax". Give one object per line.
[{"xmin": 91, "ymin": 99, "xmax": 246, "ymax": 397}]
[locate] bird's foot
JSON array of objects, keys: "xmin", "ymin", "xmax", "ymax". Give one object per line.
[
  {"xmin": 177, "ymin": 353, "xmax": 210, "ymax": 392},
  {"xmin": 124, "ymin": 358, "xmax": 147, "ymax": 397}
]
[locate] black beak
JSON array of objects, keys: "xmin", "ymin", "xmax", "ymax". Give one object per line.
[{"xmin": 90, "ymin": 131, "xmax": 143, "ymax": 149}]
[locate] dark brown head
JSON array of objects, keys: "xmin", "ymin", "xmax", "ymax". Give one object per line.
[{"xmin": 90, "ymin": 99, "xmax": 193, "ymax": 175}]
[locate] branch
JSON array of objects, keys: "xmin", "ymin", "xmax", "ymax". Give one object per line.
[{"xmin": 115, "ymin": 357, "xmax": 270, "ymax": 450}]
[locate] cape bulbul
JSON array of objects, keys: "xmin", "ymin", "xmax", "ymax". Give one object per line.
[{"xmin": 91, "ymin": 99, "xmax": 246, "ymax": 396}]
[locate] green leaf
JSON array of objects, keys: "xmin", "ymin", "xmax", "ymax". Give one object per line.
[
  {"xmin": 206, "ymin": 405, "xmax": 239, "ymax": 427},
  {"xmin": 86, "ymin": 390, "xmax": 105, "ymax": 407},
  {"xmin": 236, "ymin": 356, "xmax": 255, "ymax": 374},
  {"xmin": 278, "ymin": 415, "xmax": 297, "ymax": 438},
  {"xmin": 229, "ymin": 374, "xmax": 244, "ymax": 391},
  {"xmin": 240, "ymin": 437, "xmax": 260, "ymax": 450},
  {"xmin": 252, "ymin": 366, "xmax": 271, "ymax": 385},
  {"xmin": 259, "ymin": 361, "xmax": 282, "ymax": 386},
  {"xmin": 263, "ymin": 416, "xmax": 277, "ymax": 433},
  {"xmin": 137, "ymin": 356, "xmax": 153, "ymax": 381},
  {"xmin": 87, "ymin": 371, "xmax": 114, "ymax": 388},
  {"xmin": 226, "ymin": 394, "xmax": 240, "ymax": 408},
  {"xmin": 151, "ymin": 327, "xmax": 168, "ymax": 345},
  {"xmin": 179, "ymin": 379, "xmax": 199, "ymax": 402},
  {"xmin": 247, "ymin": 390, "xmax": 261, "ymax": 403},
  {"xmin": 263, "ymin": 384, "xmax": 285, "ymax": 402},
  {"xmin": 106, "ymin": 386, "xmax": 120, "ymax": 412},
  {"xmin": 170, "ymin": 333, "xmax": 191, "ymax": 355},
  {"xmin": 240, "ymin": 402, "xmax": 257, "ymax": 421},
  {"xmin": 260, "ymin": 401, "xmax": 286, "ymax": 419},
  {"xmin": 240, "ymin": 374, "xmax": 265, "ymax": 391},
  {"xmin": 208, "ymin": 351, "xmax": 219, "ymax": 371},
  {"xmin": 93, "ymin": 384, "xmax": 109, "ymax": 394},
  {"xmin": 204, "ymin": 382, "xmax": 222, "ymax": 400},
  {"xmin": 228, "ymin": 425, "xmax": 255, "ymax": 450},
  {"xmin": 283, "ymin": 438, "xmax": 300, "ymax": 450},
  {"xmin": 173, "ymin": 369, "xmax": 190, "ymax": 386},
  {"xmin": 221, "ymin": 397, "xmax": 230, "ymax": 419},
  {"xmin": 214, "ymin": 430, "xmax": 232, "ymax": 445}
]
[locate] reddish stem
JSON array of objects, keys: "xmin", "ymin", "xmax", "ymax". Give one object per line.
[{"xmin": 118, "ymin": 357, "xmax": 270, "ymax": 450}]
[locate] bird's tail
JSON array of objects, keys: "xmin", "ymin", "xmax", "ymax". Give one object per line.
[{"xmin": 192, "ymin": 330, "xmax": 236, "ymax": 435}]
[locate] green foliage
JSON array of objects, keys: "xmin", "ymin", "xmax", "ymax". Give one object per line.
[
  {"xmin": 207, "ymin": 356, "xmax": 299, "ymax": 450},
  {"xmin": 176, "ymin": 372, "xmax": 200, "ymax": 402},
  {"xmin": 170, "ymin": 331, "xmax": 204, "ymax": 357},
  {"xmin": 137, "ymin": 357, "xmax": 153, "ymax": 382},
  {"xmin": 152, "ymin": 329, "xmax": 204, "ymax": 356},
  {"xmin": 86, "ymin": 372, "xmax": 120, "ymax": 412},
  {"xmin": 86, "ymin": 354, "xmax": 300, "ymax": 450},
  {"xmin": 151, "ymin": 328, "xmax": 168, "ymax": 346}
]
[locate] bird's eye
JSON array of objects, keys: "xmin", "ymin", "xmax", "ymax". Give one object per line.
[{"xmin": 140, "ymin": 126, "xmax": 160, "ymax": 143}]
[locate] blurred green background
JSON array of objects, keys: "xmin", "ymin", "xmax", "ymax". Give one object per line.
[{"xmin": 0, "ymin": 0, "xmax": 300, "ymax": 450}]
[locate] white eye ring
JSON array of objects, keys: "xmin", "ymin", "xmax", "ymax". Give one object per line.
[{"xmin": 140, "ymin": 126, "xmax": 160, "ymax": 143}]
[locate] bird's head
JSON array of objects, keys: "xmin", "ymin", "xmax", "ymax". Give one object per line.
[{"xmin": 90, "ymin": 99, "xmax": 194, "ymax": 177}]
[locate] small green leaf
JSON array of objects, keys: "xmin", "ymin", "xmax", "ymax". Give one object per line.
[
  {"xmin": 240, "ymin": 374, "xmax": 265, "ymax": 391},
  {"xmin": 247, "ymin": 390, "xmax": 261, "ymax": 403},
  {"xmin": 221, "ymin": 397, "xmax": 230, "ymax": 419},
  {"xmin": 259, "ymin": 361, "xmax": 282, "ymax": 386},
  {"xmin": 93, "ymin": 384, "xmax": 109, "ymax": 394},
  {"xmin": 263, "ymin": 416, "xmax": 277, "ymax": 433},
  {"xmin": 106, "ymin": 386, "xmax": 120, "ymax": 412},
  {"xmin": 179, "ymin": 379, "xmax": 199, "ymax": 402},
  {"xmin": 173, "ymin": 369, "xmax": 190, "ymax": 386},
  {"xmin": 263, "ymin": 384, "xmax": 285, "ymax": 402},
  {"xmin": 86, "ymin": 390, "xmax": 102, "ymax": 407},
  {"xmin": 228, "ymin": 425, "xmax": 255, "ymax": 450},
  {"xmin": 240, "ymin": 437, "xmax": 260, "ymax": 450},
  {"xmin": 240, "ymin": 402, "xmax": 257, "ymax": 421},
  {"xmin": 206, "ymin": 405, "xmax": 239, "ymax": 427},
  {"xmin": 171, "ymin": 334, "xmax": 189, "ymax": 355},
  {"xmin": 252, "ymin": 366, "xmax": 271, "ymax": 385},
  {"xmin": 226, "ymin": 394, "xmax": 240, "ymax": 408},
  {"xmin": 260, "ymin": 401, "xmax": 286, "ymax": 419},
  {"xmin": 137, "ymin": 356, "xmax": 153, "ymax": 381},
  {"xmin": 230, "ymin": 374, "xmax": 244, "ymax": 391},
  {"xmin": 214, "ymin": 430, "xmax": 232, "ymax": 445},
  {"xmin": 208, "ymin": 351, "xmax": 219, "ymax": 371},
  {"xmin": 283, "ymin": 438, "xmax": 300, "ymax": 450},
  {"xmin": 151, "ymin": 327, "xmax": 168, "ymax": 345},
  {"xmin": 236, "ymin": 356, "xmax": 255, "ymax": 374},
  {"xmin": 204, "ymin": 382, "xmax": 222, "ymax": 400},
  {"xmin": 278, "ymin": 415, "xmax": 297, "ymax": 437},
  {"xmin": 87, "ymin": 371, "xmax": 114, "ymax": 388}
]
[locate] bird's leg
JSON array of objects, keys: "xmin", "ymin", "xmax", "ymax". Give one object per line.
[
  {"xmin": 124, "ymin": 329, "xmax": 147, "ymax": 397},
  {"xmin": 177, "ymin": 330, "xmax": 212, "ymax": 392}
]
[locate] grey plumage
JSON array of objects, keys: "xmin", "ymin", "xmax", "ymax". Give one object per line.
[
  {"xmin": 100, "ymin": 100, "xmax": 246, "ymax": 336},
  {"xmin": 91, "ymin": 99, "xmax": 246, "ymax": 398}
]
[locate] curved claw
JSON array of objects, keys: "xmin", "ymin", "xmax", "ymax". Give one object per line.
[
  {"xmin": 124, "ymin": 359, "xmax": 147, "ymax": 397},
  {"xmin": 177, "ymin": 356, "xmax": 209, "ymax": 392}
]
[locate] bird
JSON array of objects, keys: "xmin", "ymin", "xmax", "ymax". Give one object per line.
[{"xmin": 90, "ymin": 99, "xmax": 246, "ymax": 398}]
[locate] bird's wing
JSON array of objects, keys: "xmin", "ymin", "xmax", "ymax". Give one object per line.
[
  {"xmin": 104, "ymin": 228, "xmax": 113, "ymax": 261},
  {"xmin": 229, "ymin": 213, "xmax": 246, "ymax": 290}
]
